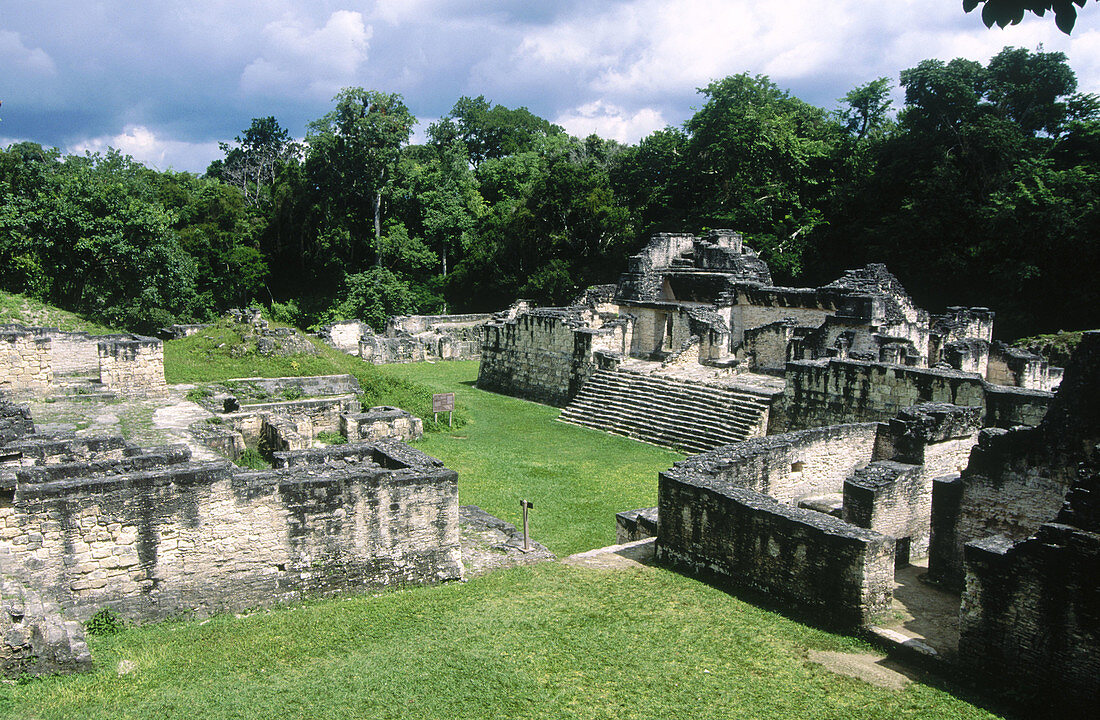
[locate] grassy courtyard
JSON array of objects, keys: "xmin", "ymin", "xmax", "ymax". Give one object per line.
[{"xmin": 0, "ymin": 345, "xmax": 1010, "ymax": 719}]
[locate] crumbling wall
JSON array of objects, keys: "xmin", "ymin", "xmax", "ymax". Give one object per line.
[
  {"xmin": 782, "ymin": 358, "xmax": 1051, "ymax": 432},
  {"xmin": 228, "ymin": 396, "xmax": 360, "ymax": 444},
  {"xmin": 0, "ymin": 330, "xmax": 52, "ymax": 395},
  {"xmin": 784, "ymin": 359, "xmax": 986, "ymax": 431},
  {"xmin": 959, "ymin": 521, "xmax": 1100, "ymax": 712},
  {"xmin": 97, "ymin": 337, "xmax": 167, "ymax": 397},
  {"xmin": 656, "ymin": 474, "xmax": 894, "ymax": 627},
  {"xmin": 929, "ymin": 333, "xmax": 1099, "ymax": 589},
  {"xmin": 39, "ymin": 330, "xmax": 104, "ymax": 374},
  {"xmin": 948, "ymin": 333, "xmax": 1100, "ymax": 711},
  {"xmin": 739, "ymin": 321, "xmax": 795, "ymax": 372},
  {"xmin": 843, "ymin": 461, "xmax": 927, "ymax": 561},
  {"xmin": 986, "ymin": 341, "xmax": 1058, "ymax": 391},
  {"xmin": 320, "ymin": 320, "xmax": 372, "ymax": 353},
  {"xmin": 664, "ymin": 423, "xmax": 882, "ymax": 504},
  {"xmin": 3, "ymin": 441, "xmax": 462, "ymax": 623},
  {"xmin": 227, "ymin": 374, "xmax": 361, "ymax": 398},
  {"xmin": 342, "ymin": 406, "xmax": 423, "ymax": 443},
  {"xmin": 477, "ymin": 309, "xmax": 630, "ymax": 406}
]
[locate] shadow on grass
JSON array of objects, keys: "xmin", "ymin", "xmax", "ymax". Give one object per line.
[{"xmin": 649, "ymin": 552, "xmax": 1028, "ymax": 720}]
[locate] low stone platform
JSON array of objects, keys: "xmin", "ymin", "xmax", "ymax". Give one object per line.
[{"xmin": 459, "ymin": 505, "xmax": 555, "ymax": 576}]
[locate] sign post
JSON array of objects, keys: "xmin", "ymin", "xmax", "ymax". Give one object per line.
[
  {"xmin": 520, "ymin": 499, "xmax": 533, "ymax": 552},
  {"xmin": 432, "ymin": 392, "xmax": 455, "ymax": 428}
]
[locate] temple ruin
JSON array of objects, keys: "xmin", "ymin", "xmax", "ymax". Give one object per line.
[
  {"xmin": 469, "ymin": 229, "xmax": 1094, "ymax": 709},
  {"xmin": 0, "ymin": 394, "xmax": 462, "ymax": 677},
  {"xmin": 478, "ymin": 230, "xmax": 1056, "ymax": 453},
  {"xmin": 321, "ymin": 311, "xmax": 497, "ymax": 364}
]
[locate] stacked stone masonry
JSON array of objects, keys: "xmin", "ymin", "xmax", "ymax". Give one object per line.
[
  {"xmin": 0, "ymin": 325, "xmax": 168, "ymax": 399},
  {"xmin": 0, "ymin": 399, "xmax": 464, "ymax": 677},
  {"xmin": 321, "ymin": 312, "xmax": 494, "ymax": 364},
  {"xmin": 653, "ymin": 402, "xmax": 982, "ymax": 627}
]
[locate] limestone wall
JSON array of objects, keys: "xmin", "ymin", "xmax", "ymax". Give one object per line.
[
  {"xmin": 928, "ymin": 427, "xmax": 1077, "ymax": 587},
  {"xmin": 342, "ymin": 406, "xmax": 423, "ymax": 443},
  {"xmin": 41, "ymin": 331, "xmax": 104, "ymax": 374},
  {"xmin": 227, "ymin": 374, "xmax": 361, "ymax": 398},
  {"xmin": 230, "ymin": 396, "xmax": 360, "ymax": 444},
  {"xmin": 843, "ymin": 461, "xmax": 928, "ymax": 560},
  {"xmin": 97, "ymin": 337, "xmax": 167, "ymax": 397},
  {"xmin": 780, "ymin": 358, "xmax": 1052, "ymax": 432},
  {"xmin": 387, "ymin": 313, "xmax": 493, "ymax": 336},
  {"xmin": 740, "ymin": 321, "xmax": 794, "ymax": 371},
  {"xmin": 960, "ymin": 525, "xmax": 1100, "ymax": 712},
  {"xmin": 656, "ymin": 477, "xmax": 894, "ymax": 627},
  {"xmin": 3, "ymin": 442, "xmax": 462, "ymax": 622},
  {"xmin": 784, "ymin": 359, "xmax": 986, "ymax": 431},
  {"xmin": 663, "ymin": 423, "xmax": 882, "ymax": 504},
  {"xmin": 320, "ymin": 321, "xmax": 371, "ymax": 353},
  {"xmin": 477, "ymin": 310, "xmax": 631, "ymax": 406},
  {"xmin": 0, "ymin": 331, "xmax": 52, "ymax": 395}
]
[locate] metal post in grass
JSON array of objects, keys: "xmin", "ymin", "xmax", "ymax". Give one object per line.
[{"xmin": 520, "ymin": 499, "xmax": 533, "ymax": 552}]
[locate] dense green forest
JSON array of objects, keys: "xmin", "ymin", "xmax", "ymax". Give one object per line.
[{"xmin": 2, "ymin": 46, "xmax": 1098, "ymax": 339}]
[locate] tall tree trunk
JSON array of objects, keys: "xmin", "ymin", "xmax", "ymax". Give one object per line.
[{"xmin": 373, "ymin": 190, "xmax": 382, "ymax": 266}]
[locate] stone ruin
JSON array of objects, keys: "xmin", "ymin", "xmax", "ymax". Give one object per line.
[
  {"xmin": 636, "ymin": 333, "xmax": 1100, "ymax": 710},
  {"xmin": 321, "ymin": 311, "xmax": 500, "ymax": 365},
  {"xmin": 477, "ymin": 230, "xmax": 1057, "ymax": 454},
  {"xmin": 188, "ymin": 374, "xmax": 423, "ymax": 462},
  {"xmin": 0, "ymin": 324, "xmax": 167, "ymax": 399},
  {"xmin": 469, "ymin": 228, "xmax": 1093, "ymax": 709},
  {"xmin": 0, "ymin": 394, "xmax": 461, "ymax": 678}
]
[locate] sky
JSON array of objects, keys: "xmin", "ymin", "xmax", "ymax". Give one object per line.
[{"xmin": 4, "ymin": 1, "xmax": 1100, "ymax": 173}]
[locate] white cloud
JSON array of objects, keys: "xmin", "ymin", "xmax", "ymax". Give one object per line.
[
  {"xmin": 240, "ymin": 10, "xmax": 372, "ymax": 98},
  {"xmin": 505, "ymin": 0, "xmax": 1084, "ymax": 104},
  {"xmin": 68, "ymin": 126, "xmax": 220, "ymax": 173},
  {"xmin": 0, "ymin": 29, "xmax": 56, "ymax": 76},
  {"xmin": 555, "ymin": 101, "xmax": 666, "ymax": 143}
]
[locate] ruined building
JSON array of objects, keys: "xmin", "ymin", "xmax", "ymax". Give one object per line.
[
  {"xmin": 1, "ymin": 325, "xmax": 168, "ymax": 398},
  {"xmin": 321, "ymin": 312, "xmax": 497, "ymax": 365},
  {"xmin": 0, "ymin": 396, "xmax": 462, "ymax": 677},
  {"xmin": 478, "ymin": 230, "xmax": 1055, "ymax": 453},
  {"xmin": 476, "ymin": 229, "xmax": 1092, "ymax": 709}
]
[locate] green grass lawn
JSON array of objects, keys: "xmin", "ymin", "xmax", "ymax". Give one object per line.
[
  {"xmin": 374, "ymin": 361, "xmax": 680, "ymax": 555},
  {"xmin": 0, "ymin": 341, "xmax": 1011, "ymax": 718},
  {"xmin": 0, "ymin": 564, "xmax": 1003, "ymax": 720}
]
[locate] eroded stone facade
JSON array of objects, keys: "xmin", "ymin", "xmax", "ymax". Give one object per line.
[{"xmin": 1, "ymin": 398, "xmax": 462, "ymax": 677}]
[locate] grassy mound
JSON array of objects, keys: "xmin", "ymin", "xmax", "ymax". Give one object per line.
[
  {"xmin": 0, "ymin": 291, "xmax": 116, "ymax": 334},
  {"xmin": 163, "ymin": 318, "xmax": 468, "ymax": 431}
]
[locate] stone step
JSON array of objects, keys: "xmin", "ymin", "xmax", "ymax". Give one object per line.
[
  {"xmin": 561, "ymin": 415, "xmax": 730, "ymax": 454},
  {"xmin": 563, "ymin": 393, "xmax": 761, "ymax": 430},
  {"xmin": 581, "ymin": 373, "xmax": 769, "ymax": 409},
  {"xmin": 558, "ymin": 368, "xmax": 771, "ymax": 453},
  {"xmin": 559, "ymin": 399, "xmax": 754, "ymax": 438},
  {"xmin": 561, "ymin": 401, "xmax": 745, "ymax": 440},
  {"xmin": 570, "ymin": 378, "xmax": 766, "ymax": 426}
]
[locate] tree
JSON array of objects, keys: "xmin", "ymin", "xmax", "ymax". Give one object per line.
[
  {"xmin": 681, "ymin": 74, "xmax": 842, "ymax": 277},
  {"xmin": 838, "ymin": 78, "xmax": 894, "ymax": 140},
  {"xmin": 428, "ymin": 96, "xmax": 564, "ymax": 167},
  {"xmin": 964, "ymin": 0, "xmax": 1090, "ymax": 34},
  {"xmin": 208, "ymin": 117, "xmax": 299, "ymax": 208},
  {"xmin": 306, "ymin": 89, "xmax": 416, "ymax": 263}
]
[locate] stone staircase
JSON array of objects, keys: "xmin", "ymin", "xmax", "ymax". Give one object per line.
[
  {"xmin": 1, "ymin": 554, "xmax": 92, "ymax": 678},
  {"xmin": 557, "ymin": 369, "xmax": 774, "ymax": 454}
]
